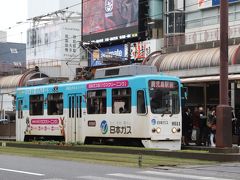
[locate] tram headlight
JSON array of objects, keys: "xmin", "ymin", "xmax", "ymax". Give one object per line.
[
  {"xmin": 177, "ymin": 128, "xmax": 181, "ymax": 132},
  {"xmin": 156, "ymin": 127, "xmax": 161, "ymax": 134},
  {"xmin": 172, "ymin": 127, "xmax": 177, "ymax": 133}
]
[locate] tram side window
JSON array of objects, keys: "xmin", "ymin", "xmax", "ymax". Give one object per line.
[
  {"xmin": 87, "ymin": 90, "xmax": 106, "ymax": 114},
  {"xmin": 112, "ymin": 88, "xmax": 131, "ymax": 114},
  {"xmin": 137, "ymin": 90, "xmax": 146, "ymax": 114},
  {"xmin": 47, "ymin": 93, "xmax": 63, "ymax": 115},
  {"xmin": 30, "ymin": 94, "xmax": 44, "ymax": 116}
]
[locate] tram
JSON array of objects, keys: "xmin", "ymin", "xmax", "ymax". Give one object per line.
[{"xmin": 16, "ymin": 65, "xmax": 182, "ymax": 150}]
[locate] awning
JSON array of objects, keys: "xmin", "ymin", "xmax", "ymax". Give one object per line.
[
  {"xmin": 0, "ymin": 72, "xmax": 48, "ymax": 88},
  {"xmin": 181, "ymin": 74, "xmax": 240, "ymax": 83},
  {"xmin": 0, "ymin": 75, "xmax": 24, "ymax": 88},
  {"xmin": 146, "ymin": 44, "xmax": 240, "ymax": 71}
]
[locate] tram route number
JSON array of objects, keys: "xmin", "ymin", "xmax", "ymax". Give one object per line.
[{"xmin": 172, "ymin": 121, "xmax": 180, "ymax": 126}]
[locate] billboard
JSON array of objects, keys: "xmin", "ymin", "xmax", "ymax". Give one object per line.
[
  {"xmin": 91, "ymin": 44, "xmax": 125, "ymax": 66},
  {"xmin": 125, "ymin": 39, "xmax": 157, "ymax": 61},
  {"xmin": 198, "ymin": 0, "xmax": 239, "ymax": 8},
  {"xmin": 82, "ymin": 0, "xmax": 138, "ymax": 43},
  {"xmin": 212, "ymin": 0, "xmax": 239, "ymax": 6}
]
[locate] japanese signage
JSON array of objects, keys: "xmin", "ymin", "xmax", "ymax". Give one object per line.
[
  {"xmin": 87, "ymin": 80, "xmax": 128, "ymax": 89},
  {"xmin": 110, "ymin": 126, "xmax": 131, "ymax": 134},
  {"xmin": 25, "ymin": 117, "xmax": 65, "ymax": 136},
  {"xmin": 31, "ymin": 119, "xmax": 59, "ymax": 125},
  {"xmin": 149, "ymin": 81, "xmax": 176, "ymax": 89},
  {"xmin": 100, "ymin": 120, "xmax": 132, "ymax": 135}
]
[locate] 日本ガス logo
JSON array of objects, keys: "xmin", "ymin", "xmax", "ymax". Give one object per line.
[{"xmin": 100, "ymin": 120, "xmax": 108, "ymax": 134}]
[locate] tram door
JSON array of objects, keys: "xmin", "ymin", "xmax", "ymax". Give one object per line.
[
  {"xmin": 16, "ymin": 98, "xmax": 24, "ymax": 141},
  {"xmin": 68, "ymin": 94, "xmax": 82, "ymax": 142}
]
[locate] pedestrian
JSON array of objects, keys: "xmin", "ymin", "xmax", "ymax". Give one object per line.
[
  {"xmin": 207, "ymin": 107, "xmax": 216, "ymax": 147},
  {"xmin": 182, "ymin": 107, "xmax": 192, "ymax": 146},
  {"xmin": 192, "ymin": 106, "xmax": 200, "ymax": 145},
  {"xmin": 199, "ymin": 106, "xmax": 208, "ymax": 146}
]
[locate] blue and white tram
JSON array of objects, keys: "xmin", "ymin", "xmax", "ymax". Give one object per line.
[{"xmin": 16, "ymin": 66, "xmax": 182, "ymax": 150}]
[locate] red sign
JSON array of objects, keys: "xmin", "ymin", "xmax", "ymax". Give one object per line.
[
  {"xmin": 87, "ymin": 80, "xmax": 128, "ymax": 89},
  {"xmin": 31, "ymin": 119, "xmax": 59, "ymax": 125}
]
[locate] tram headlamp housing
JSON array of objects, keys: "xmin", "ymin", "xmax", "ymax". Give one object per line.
[
  {"xmin": 172, "ymin": 127, "xmax": 177, "ymax": 133},
  {"xmin": 152, "ymin": 127, "xmax": 161, "ymax": 133},
  {"xmin": 156, "ymin": 127, "xmax": 161, "ymax": 134}
]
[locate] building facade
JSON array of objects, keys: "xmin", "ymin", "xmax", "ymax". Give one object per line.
[
  {"xmin": 83, "ymin": 0, "xmax": 166, "ymax": 66},
  {"xmin": 26, "ymin": 0, "xmax": 87, "ymax": 81},
  {"xmin": 0, "ymin": 42, "xmax": 26, "ymax": 76},
  {"xmin": 146, "ymin": 0, "xmax": 240, "ymax": 120},
  {"xmin": 26, "ymin": 22, "xmax": 84, "ymax": 80},
  {"xmin": 0, "ymin": 31, "xmax": 7, "ymax": 42}
]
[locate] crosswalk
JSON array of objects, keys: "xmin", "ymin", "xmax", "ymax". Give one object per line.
[{"xmin": 77, "ymin": 170, "xmax": 236, "ymax": 180}]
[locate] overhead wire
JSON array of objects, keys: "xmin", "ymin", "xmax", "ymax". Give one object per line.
[{"xmin": 1, "ymin": 0, "xmax": 239, "ymax": 65}]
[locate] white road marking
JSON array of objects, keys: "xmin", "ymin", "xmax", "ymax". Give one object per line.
[
  {"xmin": 140, "ymin": 171, "xmax": 235, "ymax": 180},
  {"xmin": 77, "ymin": 176, "xmax": 118, "ymax": 180},
  {"xmin": 108, "ymin": 173, "xmax": 172, "ymax": 180},
  {"xmin": 41, "ymin": 178, "xmax": 65, "ymax": 180},
  {"xmin": 0, "ymin": 168, "xmax": 44, "ymax": 176}
]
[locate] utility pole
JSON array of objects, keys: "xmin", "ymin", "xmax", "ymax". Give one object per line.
[{"xmin": 216, "ymin": 0, "xmax": 232, "ymax": 148}]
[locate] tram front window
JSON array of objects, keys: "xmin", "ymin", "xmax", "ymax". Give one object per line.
[{"xmin": 149, "ymin": 80, "xmax": 180, "ymax": 114}]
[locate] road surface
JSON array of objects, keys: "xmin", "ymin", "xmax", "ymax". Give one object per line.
[{"xmin": 0, "ymin": 154, "xmax": 239, "ymax": 180}]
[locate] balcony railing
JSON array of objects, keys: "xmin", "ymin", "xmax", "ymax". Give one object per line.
[{"xmin": 164, "ymin": 24, "xmax": 240, "ymax": 47}]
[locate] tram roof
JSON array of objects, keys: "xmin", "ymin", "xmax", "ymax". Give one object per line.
[{"xmin": 16, "ymin": 73, "xmax": 181, "ymax": 91}]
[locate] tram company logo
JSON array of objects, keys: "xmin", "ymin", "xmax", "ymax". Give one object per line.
[
  {"xmin": 151, "ymin": 119, "xmax": 157, "ymax": 126},
  {"xmin": 100, "ymin": 120, "xmax": 108, "ymax": 134}
]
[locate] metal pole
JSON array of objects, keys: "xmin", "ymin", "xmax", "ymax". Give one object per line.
[{"xmin": 216, "ymin": 0, "xmax": 232, "ymax": 148}]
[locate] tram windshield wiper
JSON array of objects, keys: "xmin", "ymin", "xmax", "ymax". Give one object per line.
[{"xmin": 161, "ymin": 112, "xmax": 165, "ymax": 117}]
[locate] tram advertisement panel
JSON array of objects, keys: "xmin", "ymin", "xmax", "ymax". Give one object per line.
[{"xmin": 25, "ymin": 118, "xmax": 64, "ymax": 136}]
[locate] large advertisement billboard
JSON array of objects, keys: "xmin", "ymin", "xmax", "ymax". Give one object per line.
[
  {"xmin": 82, "ymin": 0, "xmax": 139, "ymax": 43},
  {"xmin": 91, "ymin": 44, "xmax": 125, "ymax": 66},
  {"xmin": 90, "ymin": 39, "xmax": 158, "ymax": 66},
  {"xmin": 125, "ymin": 40, "xmax": 157, "ymax": 61}
]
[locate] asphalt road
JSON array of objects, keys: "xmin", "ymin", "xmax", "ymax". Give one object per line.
[{"xmin": 0, "ymin": 154, "xmax": 240, "ymax": 180}]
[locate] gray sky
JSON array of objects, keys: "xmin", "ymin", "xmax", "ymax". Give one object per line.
[
  {"xmin": 0, "ymin": 0, "xmax": 80, "ymax": 43},
  {"xmin": 0, "ymin": 0, "xmax": 27, "ymax": 43}
]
